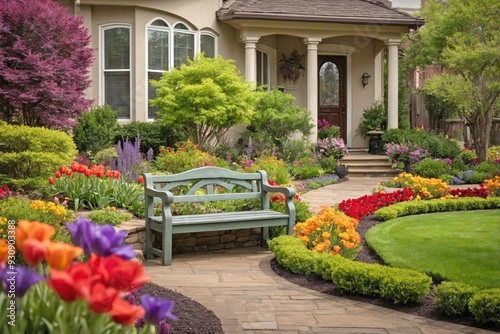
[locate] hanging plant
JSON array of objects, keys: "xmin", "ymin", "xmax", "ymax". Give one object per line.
[{"xmin": 279, "ymin": 49, "xmax": 305, "ymax": 84}]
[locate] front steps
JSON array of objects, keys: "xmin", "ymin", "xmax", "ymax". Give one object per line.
[{"xmin": 341, "ymin": 148, "xmax": 399, "ymax": 178}]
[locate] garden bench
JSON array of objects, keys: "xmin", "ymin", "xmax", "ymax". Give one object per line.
[{"xmin": 143, "ymin": 166, "xmax": 296, "ymax": 266}]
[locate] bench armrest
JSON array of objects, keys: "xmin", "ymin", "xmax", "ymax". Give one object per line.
[
  {"xmin": 262, "ymin": 183, "xmax": 296, "ymax": 199},
  {"xmin": 145, "ymin": 187, "xmax": 175, "ymax": 204}
]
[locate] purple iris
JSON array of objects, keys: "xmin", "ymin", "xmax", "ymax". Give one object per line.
[
  {"xmin": 0, "ymin": 265, "xmax": 43, "ymax": 298},
  {"xmin": 140, "ymin": 294, "xmax": 177, "ymax": 324},
  {"xmin": 67, "ymin": 217, "xmax": 136, "ymax": 260}
]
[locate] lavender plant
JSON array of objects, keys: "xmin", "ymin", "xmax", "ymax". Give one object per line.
[{"xmin": 112, "ymin": 134, "xmax": 153, "ymax": 182}]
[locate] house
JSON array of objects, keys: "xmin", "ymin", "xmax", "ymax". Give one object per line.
[{"xmin": 58, "ymin": 0, "xmax": 423, "ymax": 148}]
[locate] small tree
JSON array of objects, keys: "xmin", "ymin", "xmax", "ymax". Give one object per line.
[
  {"xmin": 246, "ymin": 88, "xmax": 312, "ymax": 151},
  {"xmin": 0, "ymin": 0, "xmax": 93, "ymax": 128},
  {"xmin": 150, "ymin": 54, "xmax": 256, "ymax": 150},
  {"xmin": 404, "ymin": 0, "xmax": 500, "ymax": 162}
]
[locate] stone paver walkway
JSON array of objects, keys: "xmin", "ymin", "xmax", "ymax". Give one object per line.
[{"xmin": 144, "ymin": 177, "xmax": 495, "ymax": 334}]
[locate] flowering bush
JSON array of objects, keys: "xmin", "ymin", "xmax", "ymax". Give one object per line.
[
  {"xmin": 243, "ymin": 155, "xmax": 291, "ymax": 185},
  {"xmin": 317, "ymin": 119, "xmax": 340, "ymax": 140},
  {"xmin": 483, "ymin": 175, "xmax": 500, "ymax": 197},
  {"xmin": 386, "ymin": 173, "xmax": 449, "ymax": 200},
  {"xmin": 0, "ymin": 186, "xmax": 11, "ymax": 200},
  {"xmin": 293, "ymin": 206, "xmax": 360, "ymax": 259},
  {"xmin": 49, "ymin": 163, "xmax": 142, "ymax": 210},
  {"xmin": 316, "ymin": 137, "xmax": 348, "ymax": 161},
  {"xmin": 0, "ymin": 219, "xmax": 176, "ymax": 333},
  {"xmin": 153, "ymin": 140, "xmax": 227, "ymax": 174},
  {"xmin": 385, "ymin": 141, "xmax": 428, "ymax": 165},
  {"xmin": 338, "ymin": 188, "xmax": 414, "ymax": 220}
]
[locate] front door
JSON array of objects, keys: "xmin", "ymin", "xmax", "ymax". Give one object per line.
[{"xmin": 318, "ymin": 55, "xmax": 347, "ymax": 141}]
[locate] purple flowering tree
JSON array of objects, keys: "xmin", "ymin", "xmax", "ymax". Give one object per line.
[{"xmin": 0, "ymin": 0, "xmax": 93, "ymax": 128}]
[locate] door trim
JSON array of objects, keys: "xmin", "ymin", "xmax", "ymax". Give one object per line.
[{"xmin": 318, "ymin": 44, "xmax": 353, "ymax": 147}]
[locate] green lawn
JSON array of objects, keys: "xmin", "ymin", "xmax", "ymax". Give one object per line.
[{"xmin": 365, "ymin": 210, "xmax": 500, "ymax": 289}]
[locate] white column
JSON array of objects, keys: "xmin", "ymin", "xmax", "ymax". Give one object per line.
[
  {"xmin": 243, "ymin": 37, "xmax": 259, "ymax": 85},
  {"xmin": 304, "ymin": 38, "xmax": 322, "ymax": 143},
  {"xmin": 386, "ymin": 39, "xmax": 400, "ymax": 129}
]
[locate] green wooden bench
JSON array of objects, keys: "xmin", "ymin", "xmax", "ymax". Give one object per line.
[{"xmin": 143, "ymin": 166, "xmax": 296, "ymax": 266}]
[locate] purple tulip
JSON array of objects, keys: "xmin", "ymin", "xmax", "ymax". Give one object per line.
[
  {"xmin": 140, "ymin": 294, "xmax": 177, "ymax": 324},
  {"xmin": 0, "ymin": 265, "xmax": 43, "ymax": 298},
  {"xmin": 67, "ymin": 217, "xmax": 136, "ymax": 260}
]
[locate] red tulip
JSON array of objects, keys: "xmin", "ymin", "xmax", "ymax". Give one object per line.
[
  {"xmin": 48, "ymin": 176, "xmax": 55, "ymax": 185},
  {"xmin": 83, "ymin": 281, "xmax": 120, "ymax": 313},
  {"xmin": 105, "ymin": 170, "xmax": 112, "ymax": 178},
  {"xmin": 59, "ymin": 165, "xmax": 67, "ymax": 174},
  {"xmin": 112, "ymin": 171, "xmax": 120, "ymax": 179},
  {"xmin": 55, "ymin": 171, "xmax": 61, "ymax": 178},
  {"xmin": 19, "ymin": 239, "xmax": 48, "ymax": 266},
  {"xmin": 47, "ymin": 262, "xmax": 93, "ymax": 302},
  {"xmin": 84, "ymin": 169, "xmax": 92, "ymax": 177},
  {"xmin": 108, "ymin": 298, "xmax": 145, "ymax": 326},
  {"xmin": 137, "ymin": 175, "xmax": 144, "ymax": 184}
]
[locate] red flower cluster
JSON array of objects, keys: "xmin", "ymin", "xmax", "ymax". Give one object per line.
[
  {"xmin": 338, "ymin": 188, "xmax": 414, "ymax": 220},
  {"xmin": 0, "ymin": 185, "xmax": 11, "ymax": 199},
  {"xmin": 449, "ymin": 186, "xmax": 488, "ymax": 198},
  {"xmin": 48, "ymin": 254, "xmax": 149, "ymax": 325},
  {"xmin": 49, "ymin": 163, "xmax": 121, "ymax": 184}
]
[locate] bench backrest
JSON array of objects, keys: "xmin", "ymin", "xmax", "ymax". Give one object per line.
[{"xmin": 143, "ymin": 166, "xmax": 269, "ymax": 204}]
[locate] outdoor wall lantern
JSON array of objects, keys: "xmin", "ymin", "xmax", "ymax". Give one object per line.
[{"xmin": 362, "ymin": 72, "xmax": 371, "ymax": 87}]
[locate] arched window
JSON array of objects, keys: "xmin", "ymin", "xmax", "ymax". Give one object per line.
[
  {"xmin": 200, "ymin": 33, "xmax": 216, "ymax": 58},
  {"xmin": 147, "ymin": 19, "xmax": 170, "ymax": 119},
  {"xmin": 319, "ymin": 61, "xmax": 339, "ymax": 106},
  {"xmin": 102, "ymin": 25, "xmax": 131, "ymax": 119},
  {"xmin": 173, "ymin": 23, "xmax": 194, "ymax": 67}
]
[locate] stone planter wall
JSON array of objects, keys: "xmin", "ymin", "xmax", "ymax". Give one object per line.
[{"xmin": 119, "ymin": 219, "xmax": 263, "ymax": 257}]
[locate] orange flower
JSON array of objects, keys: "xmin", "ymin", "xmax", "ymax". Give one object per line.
[
  {"xmin": 45, "ymin": 241, "xmax": 82, "ymax": 270},
  {"xmin": 89, "ymin": 254, "xmax": 150, "ymax": 291},
  {"xmin": 108, "ymin": 298, "xmax": 145, "ymax": 326},
  {"xmin": 48, "ymin": 176, "xmax": 55, "ymax": 185},
  {"xmin": 0, "ymin": 239, "xmax": 8, "ymax": 263},
  {"xmin": 16, "ymin": 220, "xmax": 55, "ymax": 251}
]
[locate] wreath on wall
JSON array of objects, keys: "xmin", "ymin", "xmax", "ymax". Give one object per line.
[{"xmin": 279, "ymin": 48, "xmax": 305, "ymax": 84}]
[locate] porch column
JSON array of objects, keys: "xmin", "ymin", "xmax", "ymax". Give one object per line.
[
  {"xmin": 243, "ymin": 37, "xmax": 259, "ymax": 85},
  {"xmin": 304, "ymin": 37, "xmax": 322, "ymax": 143},
  {"xmin": 386, "ymin": 39, "xmax": 400, "ymax": 129}
]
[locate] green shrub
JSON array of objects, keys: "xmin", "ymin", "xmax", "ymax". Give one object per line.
[
  {"xmin": 92, "ymin": 147, "xmax": 118, "ymax": 166},
  {"xmin": 115, "ymin": 121, "xmax": 184, "ymax": 157},
  {"xmin": 73, "ymin": 105, "xmax": 117, "ymax": 154},
  {"xmin": 281, "ymin": 139, "xmax": 315, "ymax": 165},
  {"xmin": 213, "ymin": 144, "xmax": 240, "ymax": 165},
  {"xmin": 413, "ymin": 158, "xmax": 451, "ymax": 178},
  {"xmin": 269, "ymin": 234, "xmax": 432, "ymax": 305},
  {"xmin": 0, "ymin": 122, "xmax": 76, "ymax": 192},
  {"xmin": 86, "ymin": 208, "xmax": 132, "ymax": 226},
  {"xmin": 152, "ymin": 140, "xmax": 228, "ymax": 174},
  {"xmin": 487, "ymin": 146, "xmax": 500, "ymax": 162},
  {"xmin": 375, "ymin": 197, "xmax": 500, "ymax": 221},
  {"xmin": 474, "ymin": 161, "xmax": 500, "ymax": 176},
  {"xmin": 318, "ymin": 121, "xmax": 341, "ymax": 140},
  {"xmin": 357, "ymin": 102, "xmax": 387, "ymax": 139},
  {"xmin": 381, "ymin": 128, "xmax": 461, "ymax": 159},
  {"xmin": 468, "ymin": 289, "xmax": 500, "ymax": 325},
  {"xmin": 435, "ymin": 282, "xmax": 480, "ymax": 317},
  {"xmin": 246, "ymin": 88, "xmax": 313, "ymax": 152},
  {"xmin": 456, "ymin": 149, "xmax": 477, "ymax": 165},
  {"xmin": 244, "ymin": 155, "xmax": 291, "ymax": 185}
]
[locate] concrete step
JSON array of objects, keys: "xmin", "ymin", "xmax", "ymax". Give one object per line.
[{"xmin": 341, "ymin": 149, "xmax": 398, "ymax": 178}]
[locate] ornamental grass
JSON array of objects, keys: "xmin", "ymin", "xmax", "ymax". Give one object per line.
[{"xmin": 293, "ymin": 206, "xmax": 360, "ymax": 259}]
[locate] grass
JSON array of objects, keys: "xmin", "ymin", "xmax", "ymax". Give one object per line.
[{"xmin": 365, "ymin": 210, "xmax": 500, "ymax": 289}]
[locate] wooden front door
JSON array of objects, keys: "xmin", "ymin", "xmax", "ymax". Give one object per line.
[{"xmin": 318, "ymin": 55, "xmax": 347, "ymax": 141}]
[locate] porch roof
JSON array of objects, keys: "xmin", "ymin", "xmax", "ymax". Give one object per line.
[{"xmin": 217, "ymin": 0, "xmax": 424, "ymax": 28}]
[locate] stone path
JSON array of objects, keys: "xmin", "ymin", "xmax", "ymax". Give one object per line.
[{"xmin": 144, "ymin": 177, "xmax": 496, "ymax": 333}]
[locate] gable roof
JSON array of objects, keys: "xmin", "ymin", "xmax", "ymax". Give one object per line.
[{"xmin": 217, "ymin": 0, "xmax": 424, "ymax": 27}]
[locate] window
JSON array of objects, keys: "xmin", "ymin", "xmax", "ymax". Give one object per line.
[
  {"xmin": 102, "ymin": 26, "xmax": 131, "ymax": 119},
  {"xmin": 173, "ymin": 23, "xmax": 194, "ymax": 67},
  {"xmin": 147, "ymin": 19, "xmax": 170, "ymax": 119},
  {"xmin": 200, "ymin": 33, "xmax": 216, "ymax": 58},
  {"xmin": 256, "ymin": 49, "xmax": 269, "ymax": 90}
]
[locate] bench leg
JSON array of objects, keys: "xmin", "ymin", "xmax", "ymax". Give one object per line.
[
  {"xmin": 261, "ymin": 227, "xmax": 269, "ymax": 248},
  {"xmin": 145, "ymin": 221, "xmax": 152, "ymax": 260},
  {"xmin": 162, "ymin": 231, "xmax": 173, "ymax": 266}
]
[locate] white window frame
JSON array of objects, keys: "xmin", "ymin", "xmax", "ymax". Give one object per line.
[
  {"xmin": 256, "ymin": 44, "xmax": 276, "ymax": 91},
  {"xmin": 200, "ymin": 31, "xmax": 218, "ymax": 58},
  {"xmin": 100, "ymin": 24, "xmax": 132, "ymax": 121},
  {"xmin": 146, "ymin": 19, "xmax": 171, "ymax": 121},
  {"xmin": 172, "ymin": 22, "xmax": 196, "ymax": 68}
]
